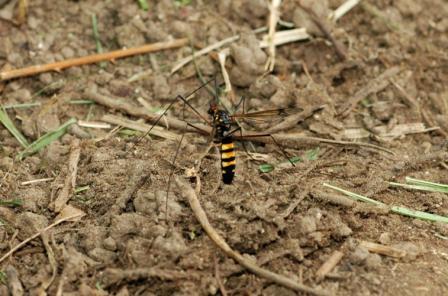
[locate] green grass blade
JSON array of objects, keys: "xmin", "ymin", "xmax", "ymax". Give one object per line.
[
  {"xmin": 322, "ymin": 183, "xmax": 383, "ymax": 205},
  {"xmin": 305, "ymin": 147, "xmax": 320, "ymax": 160},
  {"xmin": 259, "ymin": 148, "xmax": 319, "ymax": 173},
  {"xmin": 75, "ymin": 185, "xmax": 90, "ymax": 194},
  {"xmin": 91, "ymin": 14, "xmax": 107, "ymax": 68},
  {"xmin": 69, "ymin": 100, "xmax": 95, "ymax": 105},
  {"xmin": 92, "ymin": 14, "xmax": 103, "ymax": 54},
  {"xmin": 259, "ymin": 156, "xmax": 301, "ymax": 173},
  {"xmin": 389, "ymin": 182, "xmax": 448, "ymax": 193},
  {"xmin": 391, "ymin": 206, "xmax": 448, "ymax": 223},
  {"xmin": 174, "ymin": 0, "xmax": 192, "ymax": 6},
  {"xmin": 406, "ymin": 177, "xmax": 448, "ymax": 193},
  {"xmin": 0, "ymin": 199, "xmax": 22, "ymax": 207},
  {"xmin": 137, "ymin": 0, "xmax": 149, "ymax": 10},
  {"xmin": 0, "ymin": 106, "xmax": 30, "ymax": 148},
  {"xmin": 17, "ymin": 118, "xmax": 77, "ymax": 160},
  {"xmin": 0, "ymin": 271, "xmax": 6, "ymax": 284},
  {"xmin": 324, "ymin": 183, "xmax": 448, "ymax": 223}
]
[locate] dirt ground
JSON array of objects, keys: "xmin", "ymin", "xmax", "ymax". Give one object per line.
[{"xmin": 1, "ymin": 0, "xmax": 448, "ymax": 295}]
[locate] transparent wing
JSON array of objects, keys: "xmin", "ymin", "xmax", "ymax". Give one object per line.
[{"xmin": 230, "ymin": 108, "xmax": 301, "ymax": 122}]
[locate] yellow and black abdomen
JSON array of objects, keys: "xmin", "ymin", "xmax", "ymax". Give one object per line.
[{"xmin": 220, "ymin": 137, "xmax": 236, "ymax": 184}]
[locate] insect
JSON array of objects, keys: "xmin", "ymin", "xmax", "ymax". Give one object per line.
[
  {"xmin": 141, "ymin": 78, "xmax": 295, "ymax": 217},
  {"xmin": 207, "ymin": 102, "xmax": 294, "ymax": 184}
]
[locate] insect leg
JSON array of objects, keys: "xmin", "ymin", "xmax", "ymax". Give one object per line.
[
  {"xmin": 165, "ymin": 128, "xmax": 186, "ymax": 222},
  {"xmin": 236, "ymin": 133, "xmax": 296, "ymax": 167},
  {"xmin": 138, "ymin": 78, "xmax": 216, "ymax": 141},
  {"xmin": 224, "ymin": 126, "xmax": 258, "ymax": 163}
]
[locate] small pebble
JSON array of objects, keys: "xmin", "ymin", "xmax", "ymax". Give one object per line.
[
  {"xmin": 88, "ymin": 247, "xmax": 117, "ymax": 264},
  {"xmin": 365, "ymin": 253, "xmax": 382, "ymax": 270},
  {"xmin": 349, "ymin": 246, "xmax": 369, "ymax": 265},
  {"xmin": 0, "ymin": 157, "xmax": 13, "ymax": 170},
  {"xmin": 297, "ymin": 216, "xmax": 317, "ymax": 234},
  {"xmin": 61, "ymin": 46, "xmax": 75, "ymax": 59},
  {"xmin": 39, "ymin": 73, "xmax": 53, "ymax": 84},
  {"xmin": 392, "ymin": 242, "xmax": 422, "ymax": 261},
  {"xmin": 152, "ymin": 231, "xmax": 187, "ymax": 258},
  {"xmin": 103, "ymin": 237, "xmax": 117, "ymax": 251},
  {"xmin": 378, "ymin": 232, "xmax": 391, "ymax": 245}
]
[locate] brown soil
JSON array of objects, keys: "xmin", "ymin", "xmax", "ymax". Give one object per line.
[{"xmin": 1, "ymin": 0, "xmax": 448, "ymax": 295}]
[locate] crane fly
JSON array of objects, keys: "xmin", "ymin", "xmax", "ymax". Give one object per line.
[{"xmin": 140, "ymin": 77, "xmax": 296, "ymax": 218}]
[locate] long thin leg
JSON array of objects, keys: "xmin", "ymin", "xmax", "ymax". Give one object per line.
[
  {"xmin": 138, "ymin": 77, "xmax": 216, "ymax": 142},
  {"xmin": 165, "ymin": 100, "xmax": 190, "ymax": 222},
  {"xmin": 233, "ymin": 96, "xmax": 246, "ymax": 113},
  {"xmin": 231, "ymin": 126, "xmax": 258, "ymax": 163},
  {"xmin": 233, "ymin": 131, "xmax": 296, "ymax": 167},
  {"xmin": 165, "ymin": 129, "xmax": 185, "ymax": 222}
]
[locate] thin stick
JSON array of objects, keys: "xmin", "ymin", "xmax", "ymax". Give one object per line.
[
  {"xmin": 171, "ymin": 27, "xmax": 268, "ymax": 74},
  {"xmin": 86, "ymin": 89, "xmax": 212, "ymax": 135},
  {"xmin": 0, "ymin": 212, "xmax": 84, "ymax": 264},
  {"xmin": 5, "ymin": 265, "xmax": 24, "ymax": 296},
  {"xmin": 0, "ymin": 38, "xmax": 188, "ymax": 81},
  {"xmin": 359, "ymin": 241, "xmax": 406, "ymax": 258},
  {"xmin": 53, "ymin": 139, "xmax": 81, "ymax": 212},
  {"xmin": 298, "ymin": 1, "xmax": 347, "ymax": 60},
  {"xmin": 102, "ymin": 267, "xmax": 195, "ymax": 287},
  {"xmin": 214, "ymin": 256, "xmax": 228, "ymax": 296},
  {"xmin": 315, "ymin": 251, "xmax": 344, "ymax": 281},
  {"xmin": 259, "ymin": 28, "xmax": 310, "ymax": 48},
  {"xmin": 175, "ymin": 177, "xmax": 328, "ymax": 296},
  {"xmin": 21, "ymin": 177, "xmax": 54, "ymax": 186},
  {"xmin": 245, "ymin": 134, "xmax": 395, "ymax": 155},
  {"xmin": 218, "ymin": 49, "xmax": 232, "ymax": 94},
  {"xmin": 101, "ymin": 114, "xmax": 179, "ymax": 141},
  {"xmin": 265, "ymin": 105, "xmax": 325, "ymax": 134},
  {"xmin": 330, "ymin": 0, "xmax": 361, "ymax": 21},
  {"xmin": 265, "ymin": 0, "xmax": 282, "ymax": 72},
  {"xmin": 77, "ymin": 120, "xmax": 111, "ymax": 129}
]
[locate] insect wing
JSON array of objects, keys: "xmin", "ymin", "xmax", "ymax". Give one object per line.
[{"xmin": 230, "ymin": 108, "xmax": 301, "ymax": 123}]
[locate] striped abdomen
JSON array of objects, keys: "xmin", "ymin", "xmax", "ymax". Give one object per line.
[{"xmin": 220, "ymin": 137, "xmax": 236, "ymax": 184}]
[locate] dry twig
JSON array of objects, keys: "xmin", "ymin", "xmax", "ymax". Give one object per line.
[
  {"xmin": 110, "ymin": 163, "xmax": 150, "ymax": 215},
  {"xmin": 21, "ymin": 177, "xmax": 54, "ymax": 185},
  {"xmin": 218, "ymin": 49, "xmax": 232, "ymax": 94},
  {"xmin": 53, "ymin": 139, "xmax": 81, "ymax": 212},
  {"xmin": 265, "ymin": 0, "xmax": 282, "ymax": 72},
  {"xmin": 77, "ymin": 120, "xmax": 111, "ymax": 129},
  {"xmin": 175, "ymin": 177, "xmax": 328, "ymax": 296},
  {"xmin": 85, "ymin": 89, "xmax": 211, "ymax": 135},
  {"xmin": 359, "ymin": 241, "xmax": 406, "ymax": 258},
  {"xmin": 330, "ymin": 0, "xmax": 362, "ymax": 21},
  {"xmin": 316, "ymin": 251, "xmax": 344, "ymax": 281},
  {"xmin": 102, "ymin": 267, "xmax": 195, "ymax": 288},
  {"xmin": 0, "ymin": 212, "xmax": 84, "ymax": 264},
  {"xmin": 259, "ymin": 28, "xmax": 310, "ymax": 48},
  {"xmin": 0, "ymin": 38, "xmax": 188, "ymax": 81},
  {"xmin": 101, "ymin": 114, "xmax": 179, "ymax": 141},
  {"xmin": 171, "ymin": 28, "xmax": 267, "ymax": 74},
  {"xmin": 5, "ymin": 265, "xmax": 24, "ymax": 296},
  {"xmin": 297, "ymin": 1, "xmax": 347, "ymax": 60},
  {"xmin": 266, "ymin": 105, "xmax": 325, "ymax": 134},
  {"xmin": 214, "ymin": 257, "xmax": 228, "ymax": 296}
]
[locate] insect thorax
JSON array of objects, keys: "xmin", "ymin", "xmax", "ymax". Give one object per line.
[{"xmin": 212, "ymin": 109, "xmax": 232, "ymax": 142}]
